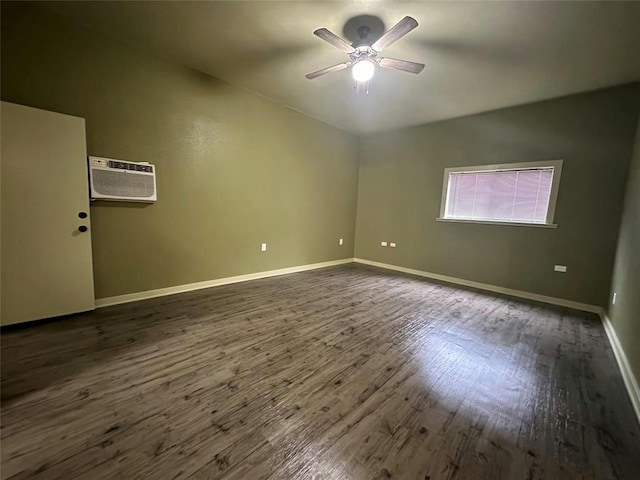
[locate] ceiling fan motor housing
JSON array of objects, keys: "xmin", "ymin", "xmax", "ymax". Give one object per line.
[
  {"xmin": 353, "ymin": 25, "xmax": 373, "ymax": 48},
  {"xmin": 350, "ymin": 46, "xmax": 379, "ymax": 66}
]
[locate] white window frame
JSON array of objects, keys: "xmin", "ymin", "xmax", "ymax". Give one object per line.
[{"xmin": 437, "ymin": 160, "xmax": 563, "ymax": 228}]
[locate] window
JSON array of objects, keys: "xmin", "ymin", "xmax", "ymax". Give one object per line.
[{"xmin": 438, "ymin": 160, "xmax": 562, "ymax": 227}]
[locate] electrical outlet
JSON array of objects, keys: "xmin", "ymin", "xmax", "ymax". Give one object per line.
[
  {"xmin": 261, "ymin": 243, "xmax": 267, "ymax": 252},
  {"xmin": 390, "ymin": 242, "xmax": 397, "ymax": 248},
  {"xmin": 612, "ymin": 292, "xmax": 617, "ymax": 305},
  {"xmin": 339, "ymin": 238, "xmax": 343, "ymax": 246},
  {"xmin": 381, "ymin": 241, "xmax": 388, "ymax": 247},
  {"xmin": 554, "ymin": 265, "xmax": 567, "ymax": 273}
]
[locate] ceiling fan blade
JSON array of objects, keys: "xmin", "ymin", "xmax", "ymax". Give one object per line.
[
  {"xmin": 379, "ymin": 57, "xmax": 425, "ymax": 74},
  {"xmin": 305, "ymin": 62, "xmax": 349, "ymax": 80},
  {"xmin": 313, "ymin": 28, "xmax": 355, "ymax": 54},
  {"xmin": 372, "ymin": 16, "xmax": 418, "ymax": 52}
]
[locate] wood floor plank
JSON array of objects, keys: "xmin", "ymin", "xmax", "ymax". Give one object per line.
[{"xmin": 1, "ymin": 264, "xmax": 639, "ymax": 479}]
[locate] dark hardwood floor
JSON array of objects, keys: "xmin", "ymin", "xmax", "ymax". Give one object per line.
[{"xmin": 1, "ymin": 264, "xmax": 639, "ymax": 480}]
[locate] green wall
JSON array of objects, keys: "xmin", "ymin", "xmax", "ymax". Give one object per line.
[
  {"xmin": 608, "ymin": 121, "xmax": 640, "ymax": 384},
  {"xmin": 355, "ymin": 85, "xmax": 640, "ymax": 306},
  {"xmin": 2, "ymin": 2, "xmax": 639, "ymax": 314},
  {"xmin": 1, "ymin": 2, "xmax": 360, "ymax": 299}
]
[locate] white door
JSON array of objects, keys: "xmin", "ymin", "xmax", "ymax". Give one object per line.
[{"xmin": 1, "ymin": 101, "xmax": 95, "ymax": 326}]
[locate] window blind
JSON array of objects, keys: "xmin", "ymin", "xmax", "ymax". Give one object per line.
[{"xmin": 444, "ymin": 168, "xmax": 554, "ymax": 224}]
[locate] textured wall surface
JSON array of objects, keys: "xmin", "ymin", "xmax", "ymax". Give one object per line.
[
  {"xmin": 608, "ymin": 121, "xmax": 640, "ymax": 384},
  {"xmin": 1, "ymin": 2, "xmax": 360, "ymax": 298},
  {"xmin": 355, "ymin": 85, "xmax": 640, "ymax": 306}
]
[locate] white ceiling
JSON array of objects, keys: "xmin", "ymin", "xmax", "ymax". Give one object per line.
[{"xmin": 39, "ymin": 1, "xmax": 639, "ymax": 135}]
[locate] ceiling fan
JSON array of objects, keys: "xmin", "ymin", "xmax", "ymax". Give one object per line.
[{"xmin": 306, "ymin": 16, "xmax": 425, "ymax": 93}]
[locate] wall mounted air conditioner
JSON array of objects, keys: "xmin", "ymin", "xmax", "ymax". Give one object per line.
[{"xmin": 89, "ymin": 156, "xmax": 157, "ymax": 202}]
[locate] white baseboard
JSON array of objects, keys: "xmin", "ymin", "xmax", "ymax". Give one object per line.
[
  {"xmin": 599, "ymin": 309, "xmax": 640, "ymax": 423},
  {"xmin": 95, "ymin": 258, "xmax": 355, "ymax": 308},
  {"xmin": 354, "ymin": 258, "xmax": 601, "ymax": 313}
]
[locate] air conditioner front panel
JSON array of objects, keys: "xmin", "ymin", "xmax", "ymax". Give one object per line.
[{"xmin": 89, "ymin": 156, "xmax": 157, "ymax": 202}]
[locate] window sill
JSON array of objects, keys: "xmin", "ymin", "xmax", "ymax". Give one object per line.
[{"xmin": 436, "ymin": 218, "xmax": 558, "ymax": 229}]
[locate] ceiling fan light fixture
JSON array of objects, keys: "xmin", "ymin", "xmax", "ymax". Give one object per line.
[
  {"xmin": 352, "ymin": 59, "xmax": 375, "ymax": 82},
  {"xmin": 307, "ymin": 16, "xmax": 423, "ymax": 88}
]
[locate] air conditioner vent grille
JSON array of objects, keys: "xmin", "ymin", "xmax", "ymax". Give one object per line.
[{"xmin": 92, "ymin": 170, "xmax": 155, "ymax": 198}]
